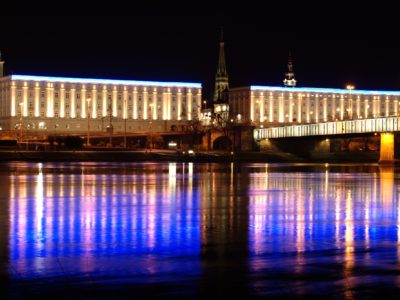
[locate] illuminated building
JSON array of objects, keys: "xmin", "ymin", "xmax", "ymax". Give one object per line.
[
  {"xmin": 229, "ymin": 85, "xmax": 400, "ymax": 126},
  {"xmin": 0, "ymin": 74, "xmax": 202, "ymax": 133}
]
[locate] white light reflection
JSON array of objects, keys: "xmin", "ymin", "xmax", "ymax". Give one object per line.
[
  {"xmin": 344, "ymin": 189, "xmax": 355, "ymax": 299},
  {"xmin": 35, "ymin": 163, "xmax": 44, "ymax": 243},
  {"xmin": 169, "ymin": 163, "xmax": 177, "ymax": 198}
]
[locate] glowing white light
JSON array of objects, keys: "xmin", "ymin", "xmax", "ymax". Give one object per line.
[
  {"xmin": 12, "ymin": 75, "xmax": 201, "ymax": 88},
  {"xmin": 251, "ymin": 85, "xmax": 400, "ymax": 96}
]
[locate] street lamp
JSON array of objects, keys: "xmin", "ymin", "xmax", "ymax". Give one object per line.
[{"xmin": 86, "ymin": 98, "xmax": 91, "ymax": 147}]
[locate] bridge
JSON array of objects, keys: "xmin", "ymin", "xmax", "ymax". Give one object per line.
[{"xmin": 254, "ymin": 116, "xmax": 400, "ymax": 163}]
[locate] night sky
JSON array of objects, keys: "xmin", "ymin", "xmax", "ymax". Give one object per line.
[{"xmin": 1, "ymin": 1, "xmax": 400, "ymax": 100}]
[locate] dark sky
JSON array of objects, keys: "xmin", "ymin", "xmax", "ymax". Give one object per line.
[{"xmin": 1, "ymin": 1, "xmax": 400, "ymax": 99}]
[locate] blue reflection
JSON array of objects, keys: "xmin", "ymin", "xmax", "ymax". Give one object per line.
[
  {"xmin": 4, "ymin": 162, "xmax": 400, "ymax": 298},
  {"xmin": 8, "ymin": 163, "xmax": 202, "ymax": 281},
  {"xmin": 247, "ymin": 164, "xmax": 400, "ymax": 297}
]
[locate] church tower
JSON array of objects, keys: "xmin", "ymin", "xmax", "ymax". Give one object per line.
[
  {"xmin": 283, "ymin": 52, "xmax": 297, "ymax": 87},
  {"xmin": 0, "ymin": 51, "xmax": 4, "ymax": 77},
  {"xmin": 213, "ymin": 29, "xmax": 229, "ymax": 102}
]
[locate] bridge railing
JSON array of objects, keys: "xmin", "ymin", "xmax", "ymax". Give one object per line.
[{"xmin": 254, "ymin": 116, "xmax": 400, "ymax": 140}]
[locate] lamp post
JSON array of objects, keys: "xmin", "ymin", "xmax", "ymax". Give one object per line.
[{"xmin": 86, "ymin": 98, "xmax": 91, "ymax": 147}]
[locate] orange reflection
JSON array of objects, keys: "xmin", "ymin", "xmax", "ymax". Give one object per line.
[{"xmin": 344, "ymin": 189, "xmax": 354, "ymax": 300}]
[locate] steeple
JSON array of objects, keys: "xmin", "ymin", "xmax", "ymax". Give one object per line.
[
  {"xmin": 283, "ymin": 51, "xmax": 296, "ymax": 87},
  {"xmin": 0, "ymin": 51, "xmax": 4, "ymax": 77},
  {"xmin": 213, "ymin": 28, "xmax": 229, "ymax": 102}
]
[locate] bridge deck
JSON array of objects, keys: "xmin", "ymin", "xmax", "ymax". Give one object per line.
[{"xmin": 254, "ymin": 116, "xmax": 400, "ymax": 140}]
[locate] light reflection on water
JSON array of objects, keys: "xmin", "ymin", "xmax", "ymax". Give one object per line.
[{"xmin": 1, "ymin": 162, "xmax": 400, "ymax": 298}]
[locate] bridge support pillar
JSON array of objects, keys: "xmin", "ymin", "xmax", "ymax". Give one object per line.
[{"xmin": 379, "ymin": 133, "xmax": 395, "ymax": 164}]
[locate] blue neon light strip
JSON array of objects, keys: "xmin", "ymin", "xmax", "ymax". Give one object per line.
[
  {"xmin": 11, "ymin": 75, "xmax": 202, "ymax": 88},
  {"xmin": 251, "ymin": 85, "xmax": 400, "ymax": 96}
]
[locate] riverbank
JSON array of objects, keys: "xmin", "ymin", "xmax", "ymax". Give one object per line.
[{"xmin": 0, "ymin": 149, "xmax": 380, "ymax": 163}]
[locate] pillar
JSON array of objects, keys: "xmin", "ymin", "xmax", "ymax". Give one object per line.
[{"xmin": 379, "ymin": 132, "xmax": 395, "ymax": 164}]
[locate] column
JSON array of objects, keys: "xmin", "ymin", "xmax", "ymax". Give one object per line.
[
  {"xmin": 162, "ymin": 89, "xmax": 168, "ymax": 120},
  {"xmin": 250, "ymin": 92, "xmax": 254, "ymax": 122},
  {"xmin": 71, "ymin": 87, "xmax": 76, "ymax": 118},
  {"xmin": 102, "ymin": 86, "xmax": 107, "ymax": 117},
  {"xmin": 60, "ymin": 84, "xmax": 65, "ymax": 118},
  {"xmin": 46, "ymin": 83, "xmax": 54, "ymax": 118},
  {"xmin": 385, "ymin": 97, "xmax": 389, "ymax": 117},
  {"xmin": 288, "ymin": 93, "xmax": 293, "ymax": 123},
  {"xmin": 187, "ymin": 89, "xmax": 192, "ymax": 120},
  {"xmin": 133, "ymin": 87, "xmax": 138, "ymax": 119},
  {"xmin": 34, "ymin": 83, "xmax": 40, "ymax": 117},
  {"xmin": 279, "ymin": 93, "xmax": 284, "ymax": 123},
  {"xmin": 269, "ymin": 92, "xmax": 273, "ymax": 123},
  {"xmin": 92, "ymin": 86, "xmax": 97, "ymax": 119},
  {"xmin": 177, "ymin": 88, "xmax": 182, "ymax": 121},
  {"xmin": 152, "ymin": 88, "xmax": 157, "ymax": 120},
  {"xmin": 167, "ymin": 88, "xmax": 171, "ymax": 120},
  {"xmin": 11, "ymin": 81, "xmax": 16, "ymax": 116},
  {"xmin": 260, "ymin": 92, "xmax": 264, "ymax": 124},
  {"xmin": 122, "ymin": 87, "xmax": 127, "ymax": 120},
  {"xmin": 112, "ymin": 87, "xmax": 117, "ymax": 117},
  {"xmin": 23, "ymin": 82, "xmax": 28, "ymax": 116},
  {"xmin": 143, "ymin": 87, "xmax": 148, "ymax": 120},
  {"xmin": 297, "ymin": 94, "xmax": 302, "ymax": 123},
  {"xmin": 197, "ymin": 89, "xmax": 202, "ymax": 120},
  {"xmin": 340, "ymin": 95, "xmax": 344, "ymax": 120},
  {"xmin": 379, "ymin": 133, "xmax": 395, "ymax": 164},
  {"xmin": 81, "ymin": 85, "xmax": 86, "ymax": 118}
]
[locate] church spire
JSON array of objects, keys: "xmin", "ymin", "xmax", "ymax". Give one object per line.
[
  {"xmin": 283, "ymin": 51, "xmax": 297, "ymax": 87},
  {"xmin": 213, "ymin": 28, "xmax": 229, "ymax": 102}
]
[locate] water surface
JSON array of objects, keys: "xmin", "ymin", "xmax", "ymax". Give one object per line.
[{"xmin": 0, "ymin": 162, "xmax": 399, "ymax": 299}]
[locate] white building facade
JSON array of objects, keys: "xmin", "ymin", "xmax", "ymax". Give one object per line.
[
  {"xmin": 229, "ymin": 86, "xmax": 400, "ymax": 126},
  {"xmin": 0, "ymin": 75, "xmax": 202, "ymax": 134}
]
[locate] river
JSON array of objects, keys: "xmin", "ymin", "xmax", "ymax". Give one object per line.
[{"xmin": 0, "ymin": 162, "xmax": 399, "ymax": 299}]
